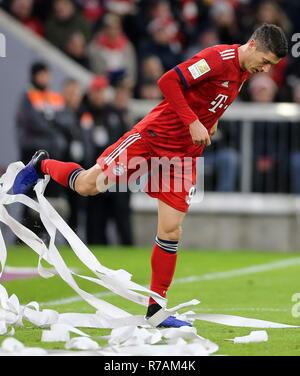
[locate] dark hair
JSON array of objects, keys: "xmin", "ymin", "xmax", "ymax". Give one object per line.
[
  {"xmin": 250, "ymin": 24, "xmax": 288, "ymax": 58},
  {"xmin": 30, "ymin": 62, "xmax": 49, "ymax": 78}
]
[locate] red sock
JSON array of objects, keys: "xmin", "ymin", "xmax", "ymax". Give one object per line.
[
  {"xmin": 149, "ymin": 239, "xmax": 178, "ymax": 306},
  {"xmin": 41, "ymin": 159, "xmax": 83, "ymax": 189}
]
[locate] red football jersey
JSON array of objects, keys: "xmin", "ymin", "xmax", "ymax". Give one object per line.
[{"xmin": 134, "ymin": 44, "xmax": 250, "ymax": 157}]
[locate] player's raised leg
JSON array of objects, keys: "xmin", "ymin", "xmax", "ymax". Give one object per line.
[
  {"xmin": 147, "ymin": 199, "xmax": 191, "ymax": 327},
  {"xmin": 12, "ymin": 150, "xmax": 113, "ymax": 196},
  {"xmin": 13, "ymin": 130, "xmax": 145, "ymax": 196}
]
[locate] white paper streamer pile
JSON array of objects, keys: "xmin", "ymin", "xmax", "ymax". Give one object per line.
[
  {"xmin": 0, "ymin": 163, "xmax": 199, "ymax": 326},
  {"xmin": 0, "ymin": 162, "xmax": 299, "ymax": 356}
]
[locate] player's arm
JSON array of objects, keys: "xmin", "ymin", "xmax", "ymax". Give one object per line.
[
  {"xmin": 158, "ymin": 69, "xmax": 211, "ymax": 146},
  {"xmin": 210, "ymin": 121, "xmax": 218, "ymax": 136},
  {"xmin": 158, "ymin": 49, "xmax": 222, "ymax": 146}
]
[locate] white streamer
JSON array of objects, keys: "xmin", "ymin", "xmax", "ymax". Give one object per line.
[
  {"xmin": 186, "ymin": 313, "xmax": 299, "ymax": 329},
  {"xmin": 0, "ymin": 338, "xmax": 47, "ymax": 356},
  {"xmin": 65, "ymin": 337, "xmax": 100, "ymax": 351},
  {"xmin": 228, "ymin": 330, "xmax": 268, "ymax": 344},
  {"xmin": 0, "ymin": 162, "xmax": 299, "ymax": 356},
  {"xmin": 0, "ymin": 163, "xmax": 170, "ymax": 325}
]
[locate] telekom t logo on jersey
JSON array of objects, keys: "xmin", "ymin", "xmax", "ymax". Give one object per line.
[{"xmin": 208, "ymin": 94, "xmax": 229, "ymax": 113}]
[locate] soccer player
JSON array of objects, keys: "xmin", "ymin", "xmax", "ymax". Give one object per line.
[{"xmin": 13, "ymin": 24, "xmax": 288, "ymax": 327}]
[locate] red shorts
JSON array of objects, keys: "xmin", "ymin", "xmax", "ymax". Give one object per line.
[{"xmin": 97, "ymin": 129, "xmax": 197, "ymax": 213}]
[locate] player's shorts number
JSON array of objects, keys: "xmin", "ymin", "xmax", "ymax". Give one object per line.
[{"xmin": 186, "ymin": 186, "xmax": 196, "ymax": 205}]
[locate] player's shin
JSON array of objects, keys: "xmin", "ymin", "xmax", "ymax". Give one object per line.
[
  {"xmin": 147, "ymin": 236, "xmax": 178, "ymax": 316},
  {"xmin": 41, "ymin": 159, "xmax": 84, "ymax": 191}
]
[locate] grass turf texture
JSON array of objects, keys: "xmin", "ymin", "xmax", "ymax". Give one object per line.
[{"xmin": 1, "ymin": 245, "xmax": 300, "ymax": 355}]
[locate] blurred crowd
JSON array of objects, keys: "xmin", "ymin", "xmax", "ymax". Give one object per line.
[
  {"xmin": 2, "ymin": 0, "xmax": 300, "ymax": 243},
  {"xmin": 2, "ymin": 0, "xmax": 300, "ymax": 101},
  {"xmin": 16, "ymin": 61, "xmax": 134, "ymax": 245}
]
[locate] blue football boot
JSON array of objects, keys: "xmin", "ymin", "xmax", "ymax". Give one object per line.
[
  {"xmin": 146, "ymin": 303, "xmax": 192, "ymax": 328},
  {"xmin": 12, "ymin": 150, "xmax": 49, "ymax": 195},
  {"xmin": 157, "ymin": 315, "xmax": 192, "ymax": 328}
]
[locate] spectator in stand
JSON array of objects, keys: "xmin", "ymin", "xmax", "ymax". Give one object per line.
[
  {"xmin": 135, "ymin": 55, "xmax": 164, "ymax": 98},
  {"xmin": 146, "ymin": 0, "xmax": 182, "ymax": 52},
  {"xmin": 45, "ymin": 0, "xmax": 91, "ymax": 50},
  {"xmin": 184, "ymin": 27, "xmax": 220, "ymax": 59},
  {"xmin": 140, "ymin": 55, "xmax": 164, "ymax": 82},
  {"xmin": 290, "ymin": 81, "xmax": 300, "ymax": 194},
  {"xmin": 209, "ymin": 0, "xmax": 242, "ymax": 45},
  {"xmin": 30, "ymin": 0, "xmax": 53, "ymax": 21},
  {"xmin": 58, "ymin": 78, "xmax": 85, "ymax": 231},
  {"xmin": 79, "ymin": 76, "xmax": 133, "ymax": 244},
  {"xmin": 104, "ymin": 77, "xmax": 135, "ymax": 245},
  {"xmin": 255, "ymin": 1, "xmax": 292, "ymax": 36},
  {"xmin": 88, "ymin": 13, "xmax": 137, "ymax": 85},
  {"xmin": 75, "ymin": 0, "xmax": 105, "ymax": 24},
  {"xmin": 57, "ymin": 78, "xmax": 84, "ymax": 165},
  {"xmin": 106, "ymin": 0, "xmax": 137, "ymax": 17},
  {"xmin": 248, "ymin": 73, "xmax": 278, "ymax": 103},
  {"xmin": 287, "ymin": 56, "xmax": 300, "ymax": 92},
  {"xmin": 15, "ymin": 62, "xmax": 69, "ymax": 234},
  {"xmin": 139, "ymin": 14, "xmax": 182, "ymax": 71},
  {"xmin": 64, "ymin": 31, "xmax": 90, "ymax": 69},
  {"xmin": 178, "ymin": 0, "xmax": 201, "ymax": 39},
  {"xmin": 138, "ymin": 79, "xmax": 163, "ymax": 100},
  {"xmin": 78, "ymin": 75, "xmax": 110, "ymax": 168},
  {"xmin": 248, "ymin": 73, "xmax": 284, "ymax": 193},
  {"xmin": 174, "ymin": 0, "xmax": 211, "ymax": 46},
  {"xmin": 9, "ymin": 0, "xmax": 44, "ymax": 36},
  {"xmin": 16, "ymin": 62, "xmax": 67, "ymax": 164},
  {"xmin": 276, "ymin": 0, "xmax": 300, "ymax": 33},
  {"xmin": 141, "ymin": 0, "xmax": 183, "ymax": 64},
  {"xmin": 203, "ymin": 121, "xmax": 240, "ymax": 192},
  {"xmin": 111, "ymin": 77, "xmax": 134, "ymax": 130}
]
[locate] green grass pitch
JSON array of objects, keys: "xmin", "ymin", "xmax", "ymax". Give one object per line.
[{"xmin": 1, "ymin": 245, "xmax": 300, "ymax": 356}]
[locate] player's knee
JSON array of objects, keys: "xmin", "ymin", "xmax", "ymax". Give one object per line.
[
  {"xmin": 75, "ymin": 181, "xmax": 97, "ymax": 197},
  {"xmin": 74, "ymin": 168, "xmax": 104, "ymax": 196},
  {"xmin": 75, "ymin": 184, "xmax": 89, "ymax": 197},
  {"xmin": 161, "ymin": 224, "xmax": 182, "ymax": 241},
  {"xmin": 174, "ymin": 225, "xmax": 183, "ymax": 241}
]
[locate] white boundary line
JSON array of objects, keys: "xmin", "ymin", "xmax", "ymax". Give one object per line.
[
  {"xmin": 41, "ymin": 256, "xmax": 300, "ymax": 307},
  {"xmin": 195, "ymin": 308, "xmax": 289, "ymax": 312},
  {"xmin": 4, "ymin": 266, "xmax": 39, "ymax": 274}
]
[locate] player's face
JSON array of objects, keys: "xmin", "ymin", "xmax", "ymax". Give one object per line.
[
  {"xmin": 245, "ymin": 41, "xmax": 281, "ymax": 74},
  {"xmin": 248, "ymin": 51, "xmax": 280, "ymax": 74}
]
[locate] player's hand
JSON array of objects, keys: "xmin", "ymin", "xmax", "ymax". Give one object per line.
[
  {"xmin": 189, "ymin": 119, "xmax": 211, "ymax": 146},
  {"xmin": 210, "ymin": 121, "xmax": 218, "ymax": 136}
]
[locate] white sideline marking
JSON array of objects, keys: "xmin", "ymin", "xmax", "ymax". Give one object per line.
[
  {"xmin": 197, "ymin": 307, "xmax": 289, "ymax": 313},
  {"xmin": 173, "ymin": 256, "xmax": 300, "ymax": 284},
  {"xmin": 42, "ymin": 291, "xmax": 112, "ymax": 306},
  {"xmin": 5, "ymin": 266, "xmax": 39, "ymax": 274},
  {"xmin": 48, "ymin": 306, "xmax": 290, "ymax": 314},
  {"xmin": 41, "ymin": 256, "xmax": 300, "ymax": 307}
]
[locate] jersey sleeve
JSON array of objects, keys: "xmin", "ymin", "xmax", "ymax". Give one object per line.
[
  {"xmin": 174, "ymin": 48, "xmax": 223, "ymax": 89},
  {"xmin": 157, "ymin": 69, "xmax": 199, "ymax": 127}
]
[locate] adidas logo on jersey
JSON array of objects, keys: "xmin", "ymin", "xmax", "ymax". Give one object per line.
[
  {"xmin": 222, "ymin": 81, "xmax": 229, "ymax": 88},
  {"xmin": 219, "ymin": 49, "xmax": 235, "ymax": 60}
]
